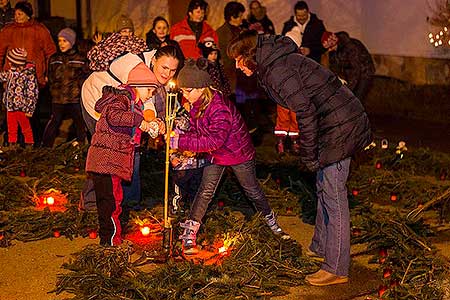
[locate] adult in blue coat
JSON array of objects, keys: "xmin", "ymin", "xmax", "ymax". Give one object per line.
[{"xmin": 228, "ymin": 30, "xmax": 372, "ymax": 286}]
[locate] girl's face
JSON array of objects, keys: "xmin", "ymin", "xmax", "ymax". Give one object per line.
[
  {"xmin": 135, "ymin": 87, "xmax": 156, "ymax": 102},
  {"xmin": 15, "ymin": 9, "xmax": 30, "ymax": 24},
  {"xmin": 58, "ymin": 37, "xmax": 72, "ymax": 53},
  {"xmin": 153, "ymin": 20, "xmax": 169, "ymax": 40},
  {"xmin": 181, "ymin": 88, "xmax": 204, "ymax": 104},
  {"xmin": 207, "ymin": 51, "xmax": 218, "ymax": 62},
  {"xmin": 151, "ymin": 56, "xmax": 179, "ymax": 85}
]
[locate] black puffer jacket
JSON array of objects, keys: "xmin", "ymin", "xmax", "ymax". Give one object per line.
[
  {"xmin": 48, "ymin": 48, "xmax": 89, "ymax": 104},
  {"xmin": 256, "ymin": 35, "xmax": 371, "ymax": 171}
]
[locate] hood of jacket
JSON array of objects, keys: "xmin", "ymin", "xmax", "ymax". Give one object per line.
[
  {"xmin": 255, "ymin": 34, "xmax": 298, "ymax": 78},
  {"xmin": 95, "ymin": 85, "xmax": 133, "ymax": 113}
]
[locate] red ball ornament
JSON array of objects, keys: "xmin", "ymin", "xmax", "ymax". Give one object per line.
[
  {"xmin": 352, "ymin": 188, "xmax": 359, "ymax": 196},
  {"xmin": 375, "ymin": 161, "xmax": 382, "ymax": 169},
  {"xmin": 88, "ymin": 230, "xmax": 97, "ymax": 239},
  {"xmin": 383, "ymin": 267, "xmax": 393, "ymax": 278},
  {"xmin": 286, "ymin": 207, "xmax": 293, "ymax": 213},
  {"xmin": 275, "ymin": 178, "xmax": 281, "ymax": 185},
  {"xmin": 352, "ymin": 228, "xmax": 362, "ymax": 236},
  {"xmin": 379, "ymin": 248, "xmax": 388, "ymax": 257},
  {"xmin": 390, "ymin": 192, "xmax": 398, "ymax": 202},
  {"xmin": 19, "ymin": 170, "xmax": 26, "ymax": 177},
  {"xmin": 218, "ymin": 200, "xmax": 224, "ymax": 208},
  {"xmin": 378, "ymin": 285, "xmax": 388, "ymax": 297},
  {"xmin": 53, "ymin": 230, "xmax": 61, "ymax": 238},
  {"xmin": 390, "ymin": 279, "xmax": 399, "ymax": 288}
]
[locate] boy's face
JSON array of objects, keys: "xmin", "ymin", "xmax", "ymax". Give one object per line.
[
  {"xmin": 207, "ymin": 51, "xmax": 218, "ymax": 62},
  {"xmin": 58, "ymin": 37, "xmax": 72, "ymax": 52},
  {"xmin": 136, "ymin": 87, "xmax": 156, "ymax": 102},
  {"xmin": 188, "ymin": 7, "xmax": 205, "ymax": 22}
]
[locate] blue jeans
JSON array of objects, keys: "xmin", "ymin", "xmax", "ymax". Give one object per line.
[
  {"xmin": 189, "ymin": 160, "xmax": 272, "ymax": 222},
  {"xmin": 309, "ymin": 157, "xmax": 351, "ymax": 276}
]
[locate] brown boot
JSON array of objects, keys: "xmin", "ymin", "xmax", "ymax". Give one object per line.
[{"xmin": 305, "ymin": 269, "xmax": 348, "ymax": 286}]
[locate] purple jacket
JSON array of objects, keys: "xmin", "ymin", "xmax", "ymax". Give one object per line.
[{"xmin": 178, "ymin": 91, "xmax": 255, "ymax": 166}]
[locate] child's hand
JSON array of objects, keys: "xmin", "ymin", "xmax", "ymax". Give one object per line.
[
  {"xmin": 139, "ymin": 120, "xmax": 151, "ymax": 132},
  {"xmin": 25, "ymin": 113, "xmax": 32, "ymax": 118},
  {"xmin": 155, "ymin": 118, "xmax": 165, "ymax": 134}
]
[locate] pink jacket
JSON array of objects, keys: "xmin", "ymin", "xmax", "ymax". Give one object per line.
[{"xmin": 178, "ymin": 91, "xmax": 255, "ymax": 166}]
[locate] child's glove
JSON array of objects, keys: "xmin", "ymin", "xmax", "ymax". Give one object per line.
[
  {"xmin": 155, "ymin": 118, "xmax": 165, "ymax": 134},
  {"xmin": 147, "ymin": 121, "xmax": 160, "ymax": 139}
]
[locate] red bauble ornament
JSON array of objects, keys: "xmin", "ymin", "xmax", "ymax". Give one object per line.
[
  {"xmin": 390, "ymin": 279, "xmax": 399, "ymax": 288},
  {"xmin": 88, "ymin": 230, "xmax": 97, "ymax": 239},
  {"xmin": 53, "ymin": 230, "xmax": 61, "ymax": 238},
  {"xmin": 383, "ymin": 267, "xmax": 393, "ymax": 278},
  {"xmin": 390, "ymin": 192, "xmax": 398, "ymax": 202},
  {"xmin": 352, "ymin": 188, "xmax": 359, "ymax": 196},
  {"xmin": 378, "ymin": 285, "xmax": 388, "ymax": 297},
  {"xmin": 19, "ymin": 170, "xmax": 26, "ymax": 177},
  {"xmin": 275, "ymin": 178, "xmax": 281, "ymax": 185},
  {"xmin": 286, "ymin": 207, "xmax": 293, "ymax": 213},
  {"xmin": 352, "ymin": 228, "xmax": 362, "ymax": 236},
  {"xmin": 218, "ymin": 200, "xmax": 224, "ymax": 208},
  {"xmin": 375, "ymin": 161, "xmax": 382, "ymax": 169}
]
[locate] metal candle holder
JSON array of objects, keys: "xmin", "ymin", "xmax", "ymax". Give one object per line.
[{"xmin": 162, "ymin": 81, "xmax": 178, "ymax": 255}]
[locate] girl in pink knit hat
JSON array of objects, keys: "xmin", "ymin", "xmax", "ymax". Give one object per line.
[{"xmin": 85, "ymin": 62, "xmax": 164, "ymax": 246}]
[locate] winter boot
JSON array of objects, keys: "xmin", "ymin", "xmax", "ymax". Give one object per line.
[
  {"xmin": 275, "ymin": 136, "xmax": 286, "ymax": 154},
  {"xmin": 179, "ymin": 219, "xmax": 200, "ymax": 254},
  {"xmin": 264, "ymin": 210, "xmax": 291, "ymax": 240}
]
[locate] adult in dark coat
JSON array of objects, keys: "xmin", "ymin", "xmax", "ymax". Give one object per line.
[
  {"xmin": 247, "ymin": 0, "xmax": 275, "ymax": 35},
  {"xmin": 228, "ymin": 31, "xmax": 371, "ymax": 287},
  {"xmin": 0, "ymin": 0, "xmax": 14, "ymax": 29},
  {"xmin": 281, "ymin": 1, "xmax": 325, "ymax": 63},
  {"xmin": 322, "ymin": 31, "xmax": 375, "ymax": 103}
]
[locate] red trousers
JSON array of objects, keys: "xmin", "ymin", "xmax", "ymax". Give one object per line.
[
  {"xmin": 7, "ymin": 111, "xmax": 34, "ymax": 144},
  {"xmin": 274, "ymin": 105, "xmax": 299, "ymax": 137}
]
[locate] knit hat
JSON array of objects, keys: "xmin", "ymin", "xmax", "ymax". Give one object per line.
[
  {"xmin": 127, "ymin": 62, "xmax": 159, "ymax": 87},
  {"xmin": 15, "ymin": 1, "xmax": 33, "ymax": 18},
  {"xmin": 177, "ymin": 58, "xmax": 213, "ymax": 88},
  {"xmin": 58, "ymin": 28, "xmax": 76, "ymax": 47},
  {"xmin": 198, "ymin": 41, "xmax": 220, "ymax": 59},
  {"xmin": 321, "ymin": 31, "xmax": 338, "ymax": 49},
  {"xmin": 116, "ymin": 15, "xmax": 134, "ymax": 32},
  {"xmin": 7, "ymin": 48, "xmax": 27, "ymax": 65}
]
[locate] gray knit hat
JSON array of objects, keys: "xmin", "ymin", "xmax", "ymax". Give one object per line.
[
  {"xmin": 58, "ymin": 28, "xmax": 76, "ymax": 47},
  {"xmin": 177, "ymin": 58, "xmax": 213, "ymax": 88}
]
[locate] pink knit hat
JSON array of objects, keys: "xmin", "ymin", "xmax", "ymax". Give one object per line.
[{"xmin": 127, "ymin": 62, "xmax": 158, "ymax": 87}]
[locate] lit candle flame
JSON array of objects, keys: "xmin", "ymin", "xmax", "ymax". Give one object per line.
[
  {"xmin": 168, "ymin": 81, "xmax": 175, "ymax": 90},
  {"xmin": 44, "ymin": 196, "xmax": 55, "ymax": 205},
  {"xmin": 218, "ymin": 246, "xmax": 227, "ymax": 254},
  {"xmin": 140, "ymin": 226, "xmax": 150, "ymax": 236}
]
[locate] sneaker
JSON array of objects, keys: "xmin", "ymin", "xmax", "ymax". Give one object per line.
[
  {"xmin": 264, "ymin": 210, "xmax": 291, "ymax": 240},
  {"xmin": 179, "ymin": 219, "xmax": 200, "ymax": 254}
]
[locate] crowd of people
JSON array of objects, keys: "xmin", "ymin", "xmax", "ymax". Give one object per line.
[{"xmin": 0, "ymin": 0, "xmax": 375, "ymax": 287}]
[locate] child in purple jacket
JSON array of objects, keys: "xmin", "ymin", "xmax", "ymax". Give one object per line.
[{"xmin": 170, "ymin": 59, "xmax": 290, "ymax": 254}]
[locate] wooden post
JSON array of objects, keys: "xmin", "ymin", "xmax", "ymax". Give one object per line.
[{"xmin": 168, "ymin": 0, "xmax": 190, "ymax": 24}]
